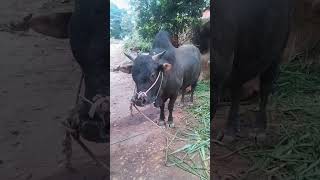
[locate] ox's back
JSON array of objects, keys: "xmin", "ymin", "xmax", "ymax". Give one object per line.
[
  {"xmin": 212, "ymin": 0, "xmax": 293, "ymax": 135},
  {"xmin": 213, "ymin": 0, "xmax": 292, "ymax": 85},
  {"xmin": 149, "ymin": 31, "xmax": 201, "ymax": 96},
  {"xmin": 175, "ymin": 44, "xmax": 201, "ymax": 89}
]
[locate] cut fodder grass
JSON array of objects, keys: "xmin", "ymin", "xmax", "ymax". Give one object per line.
[
  {"xmin": 166, "ymin": 80, "xmax": 210, "ymax": 180},
  {"xmin": 239, "ymin": 60, "xmax": 320, "ymax": 179}
]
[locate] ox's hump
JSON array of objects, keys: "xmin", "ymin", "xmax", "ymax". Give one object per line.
[{"xmin": 152, "ymin": 31, "xmax": 175, "ymax": 50}]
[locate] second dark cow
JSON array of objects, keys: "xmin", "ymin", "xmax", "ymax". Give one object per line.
[
  {"xmin": 124, "ymin": 31, "xmax": 201, "ymax": 127},
  {"xmin": 212, "ymin": 0, "xmax": 293, "ymax": 137}
]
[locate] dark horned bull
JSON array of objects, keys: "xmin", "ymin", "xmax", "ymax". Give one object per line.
[{"xmin": 123, "ymin": 31, "xmax": 201, "ymax": 127}]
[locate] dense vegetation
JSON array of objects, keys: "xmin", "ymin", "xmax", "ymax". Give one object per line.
[
  {"xmin": 237, "ymin": 61, "xmax": 320, "ymax": 179},
  {"xmin": 123, "ymin": 0, "xmax": 209, "ymax": 51},
  {"xmin": 166, "ymin": 81, "xmax": 210, "ymax": 179},
  {"xmin": 110, "ymin": 2, "xmax": 133, "ymax": 39}
]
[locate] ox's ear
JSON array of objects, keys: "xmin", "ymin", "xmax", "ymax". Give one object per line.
[
  {"xmin": 152, "ymin": 51, "xmax": 166, "ymax": 61},
  {"xmin": 118, "ymin": 64, "xmax": 133, "ymax": 74},
  {"xmin": 124, "ymin": 52, "xmax": 135, "ymax": 61},
  {"xmin": 28, "ymin": 12, "xmax": 72, "ymax": 39},
  {"xmin": 115, "ymin": 61, "xmax": 133, "ymax": 74},
  {"xmin": 161, "ymin": 63, "xmax": 172, "ymax": 72}
]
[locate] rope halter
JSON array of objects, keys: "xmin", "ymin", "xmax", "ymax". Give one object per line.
[{"xmin": 135, "ymin": 71, "xmax": 163, "ymax": 103}]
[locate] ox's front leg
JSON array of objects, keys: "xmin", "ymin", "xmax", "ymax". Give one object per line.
[
  {"xmin": 158, "ymin": 98, "xmax": 167, "ymax": 127},
  {"xmin": 159, "ymin": 102, "xmax": 166, "ymax": 126},
  {"xmin": 167, "ymin": 95, "xmax": 177, "ymax": 128}
]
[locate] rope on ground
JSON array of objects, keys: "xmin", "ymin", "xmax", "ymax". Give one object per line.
[
  {"xmin": 75, "ymin": 73, "xmax": 84, "ymax": 105},
  {"xmin": 130, "ymin": 103, "xmax": 187, "ymax": 141},
  {"xmin": 215, "ymin": 145, "xmax": 250, "ymax": 160},
  {"xmin": 110, "ymin": 132, "xmax": 146, "ymax": 145},
  {"xmin": 61, "ymin": 72, "xmax": 109, "ymax": 171},
  {"xmin": 71, "ymin": 133, "xmax": 109, "ymax": 170}
]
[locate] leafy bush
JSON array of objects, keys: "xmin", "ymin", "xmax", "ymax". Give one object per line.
[{"xmin": 124, "ymin": 31, "xmax": 152, "ymax": 52}]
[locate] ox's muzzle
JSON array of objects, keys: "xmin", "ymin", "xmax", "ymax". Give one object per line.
[
  {"xmin": 131, "ymin": 92, "xmax": 148, "ymax": 107},
  {"xmin": 131, "ymin": 71, "xmax": 164, "ymax": 107}
]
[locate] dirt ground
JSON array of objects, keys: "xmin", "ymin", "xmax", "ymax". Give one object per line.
[
  {"xmin": 0, "ymin": 0, "xmax": 108, "ymax": 180},
  {"xmin": 213, "ymin": 104, "xmax": 280, "ymax": 180},
  {"xmin": 110, "ymin": 40, "xmax": 199, "ymax": 180}
]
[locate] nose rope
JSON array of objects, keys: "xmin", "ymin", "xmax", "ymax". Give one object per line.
[{"xmin": 136, "ymin": 71, "xmax": 163, "ymax": 102}]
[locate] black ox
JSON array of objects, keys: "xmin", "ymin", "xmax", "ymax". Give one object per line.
[
  {"xmin": 124, "ymin": 31, "xmax": 201, "ymax": 127},
  {"xmin": 212, "ymin": 0, "xmax": 293, "ymax": 138}
]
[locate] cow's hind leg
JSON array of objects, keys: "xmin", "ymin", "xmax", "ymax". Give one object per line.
[
  {"xmin": 179, "ymin": 89, "xmax": 185, "ymax": 107},
  {"xmin": 225, "ymin": 84, "xmax": 242, "ymax": 137},
  {"xmin": 190, "ymin": 82, "xmax": 197, "ymax": 104},
  {"xmin": 167, "ymin": 95, "xmax": 177, "ymax": 128}
]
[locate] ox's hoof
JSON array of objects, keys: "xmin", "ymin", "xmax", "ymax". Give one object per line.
[
  {"xmin": 215, "ymin": 130, "xmax": 224, "ymax": 141},
  {"xmin": 167, "ymin": 121, "xmax": 175, "ymax": 128},
  {"xmin": 222, "ymin": 125, "xmax": 240, "ymax": 142},
  {"xmin": 157, "ymin": 120, "xmax": 166, "ymax": 127}
]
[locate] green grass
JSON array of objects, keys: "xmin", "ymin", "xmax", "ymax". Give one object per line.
[
  {"xmin": 166, "ymin": 80, "xmax": 210, "ymax": 179},
  {"xmin": 240, "ymin": 60, "xmax": 320, "ymax": 179}
]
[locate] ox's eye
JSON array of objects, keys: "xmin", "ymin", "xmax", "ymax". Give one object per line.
[
  {"xmin": 151, "ymin": 72, "xmax": 157, "ymax": 78},
  {"xmin": 149, "ymin": 72, "xmax": 156, "ymax": 82}
]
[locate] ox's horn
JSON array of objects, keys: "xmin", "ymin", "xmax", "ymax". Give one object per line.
[
  {"xmin": 152, "ymin": 51, "xmax": 166, "ymax": 61},
  {"xmin": 124, "ymin": 52, "xmax": 135, "ymax": 61}
]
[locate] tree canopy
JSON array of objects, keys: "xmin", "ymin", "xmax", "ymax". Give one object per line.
[
  {"xmin": 110, "ymin": 3, "xmax": 133, "ymax": 39},
  {"xmin": 129, "ymin": 0, "xmax": 209, "ymax": 41}
]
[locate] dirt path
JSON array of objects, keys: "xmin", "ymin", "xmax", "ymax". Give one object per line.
[{"xmin": 110, "ymin": 41, "xmax": 198, "ymax": 180}]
